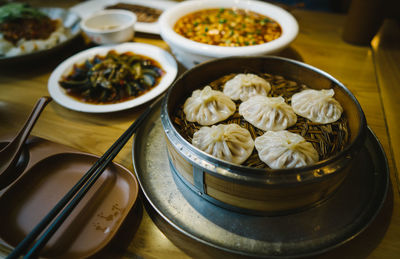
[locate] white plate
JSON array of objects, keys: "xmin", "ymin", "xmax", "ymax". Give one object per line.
[
  {"xmin": 0, "ymin": 8, "xmax": 81, "ymax": 63},
  {"xmin": 48, "ymin": 43, "xmax": 178, "ymax": 113},
  {"xmin": 70, "ymin": 0, "xmax": 177, "ymax": 34}
]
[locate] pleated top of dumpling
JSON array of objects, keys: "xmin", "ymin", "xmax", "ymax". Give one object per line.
[
  {"xmin": 255, "ymin": 130, "xmax": 319, "ymax": 169},
  {"xmin": 192, "ymin": 124, "xmax": 254, "ymax": 165},
  {"xmin": 291, "ymin": 89, "xmax": 343, "ymax": 124},
  {"xmin": 183, "ymin": 86, "xmax": 236, "ymax": 125},
  {"xmin": 239, "ymin": 95, "xmax": 297, "ymax": 131},
  {"xmin": 223, "ymin": 73, "xmax": 271, "ymax": 101}
]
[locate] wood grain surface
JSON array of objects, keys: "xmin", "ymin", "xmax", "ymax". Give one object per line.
[{"xmin": 0, "ymin": 1, "xmax": 399, "ymax": 258}]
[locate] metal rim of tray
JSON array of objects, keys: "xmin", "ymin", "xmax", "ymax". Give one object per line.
[{"xmin": 131, "ymin": 101, "xmax": 389, "ymax": 258}]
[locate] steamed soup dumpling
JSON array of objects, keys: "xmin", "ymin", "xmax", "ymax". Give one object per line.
[
  {"xmin": 192, "ymin": 124, "xmax": 254, "ymax": 165},
  {"xmin": 223, "ymin": 73, "xmax": 271, "ymax": 101},
  {"xmin": 239, "ymin": 95, "xmax": 297, "ymax": 131},
  {"xmin": 291, "ymin": 89, "xmax": 343, "ymax": 124},
  {"xmin": 183, "ymin": 86, "xmax": 236, "ymax": 125},
  {"xmin": 255, "ymin": 130, "xmax": 319, "ymax": 169}
]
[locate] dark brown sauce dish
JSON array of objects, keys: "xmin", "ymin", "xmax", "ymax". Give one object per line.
[{"xmin": 0, "ymin": 137, "xmax": 139, "ymax": 258}]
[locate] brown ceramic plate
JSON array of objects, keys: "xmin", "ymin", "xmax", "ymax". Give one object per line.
[{"xmin": 0, "ymin": 137, "xmax": 139, "ymax": 258}]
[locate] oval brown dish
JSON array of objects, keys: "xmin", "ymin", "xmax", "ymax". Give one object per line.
[
  {"xmin": 0, "ymin": 137, "xmax": 139, "ymax": 258},
  {"xmin": 161, "ymin": 56, "xmax": 367, "ymax": 215}
]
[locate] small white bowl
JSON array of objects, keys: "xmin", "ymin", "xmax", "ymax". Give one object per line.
[
  {"xmin": 81, "ymin": 9, "xmax": 137, "ymax": 45},
  {"xmin": 159, "ymin": 0, "xmax": 299, "ymax": 68}
]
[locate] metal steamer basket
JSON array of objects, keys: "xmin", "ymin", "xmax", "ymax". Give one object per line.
[{"xmin": 161, "ymin": 56, "xmax": 367, "ymax": 215}]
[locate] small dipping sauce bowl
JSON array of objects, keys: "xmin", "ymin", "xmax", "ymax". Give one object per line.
[{"xmin": 80, "ymin": 9, "xmax": 137, "ymax": 44}]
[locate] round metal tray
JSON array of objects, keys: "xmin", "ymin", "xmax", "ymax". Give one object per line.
[{"xmin": 132, "ymin": 102, "xmax": 389, "ymax": 258}]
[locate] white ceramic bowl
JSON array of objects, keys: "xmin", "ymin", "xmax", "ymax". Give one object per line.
[
  {"xmin": 159, "ymin": 0, "xmax": 299, "ymax": 68},
  {"xmin": 81, "ymin": 9, "xmax": 137, "ymax": 44}
]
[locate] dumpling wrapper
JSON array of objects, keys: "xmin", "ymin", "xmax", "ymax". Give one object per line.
[
  {"xmin": 192, "ymin": 124, "xmax": 254, "ymax": 165},
  {"xmin": 223, "ymin": 73, "xmax": 271, "ymax": 101},
  {"xmin": 291, "ymin": 89, "xmax": 343, "ymax": 124},
  {"xmin": 239, "ymin": 95, "xmax": 297, "ymax": 131},
  {"xmin": 255, "ymin": 130, "xmax": 319, "ymax": 169},
  {"xmin": 183, "ymin": 86, "xmax": 236, "ymax": 125}
]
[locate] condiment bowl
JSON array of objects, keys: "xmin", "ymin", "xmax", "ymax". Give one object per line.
[
  {"xmin": 80, "ymin": 9, "xmax": 137, "ymax": 44},
  {"xmin": 159, "ymin": 0, "xmax": 298, "ymax": 68},
  {"xmin": 161, "ymin": 56, "xmax": 367, "ymax": 215}
]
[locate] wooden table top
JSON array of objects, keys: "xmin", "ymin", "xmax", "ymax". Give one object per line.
[{"xmin": 0, "ymin": 2, "xmax": 399, "ymax": 258}]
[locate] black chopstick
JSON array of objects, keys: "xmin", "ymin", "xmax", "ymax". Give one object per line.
[{"xmin": 7, "ymin": 96, "xmax": 162, "ymax": 259}]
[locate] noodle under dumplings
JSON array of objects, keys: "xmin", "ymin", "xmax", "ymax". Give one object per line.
[
  {"xmin": 291, "ymin": 89, "xmax": 343, "ymax": 124},
  {"xmin": 192, "ymin": 124, "xmax": 254, "ymax": 165},
  {"xmin": 223, "ymin": 73, "xmax": 271, "ymax": 101},
  {"xmin": 183, "ymin": 86, "xmax": 236, "ymax": 125},
  {"xmin": 239, "ymin": 95, "xmax": 297, "ymax": 131},
  {"xmin": 255, "ymin": 130, "xmax": 319, "ymax": 169}
]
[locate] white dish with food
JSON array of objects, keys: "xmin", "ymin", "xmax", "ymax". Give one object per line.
[
  {"xmin": 70, "ymin": 0, "xmax": 177, "ymax": 35},
  {"xmin": 159, "ymin": 0, "xmax": 299, "ymax": 68},
  {"xmin": 48, "ymin": 42, "xmax": 177, "ymax": 113},
  {"xmin": 0, "ymin": 4, "xmax": 81, "ymax": 62}
]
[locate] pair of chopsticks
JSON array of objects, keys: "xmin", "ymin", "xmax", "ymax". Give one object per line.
[{"xmin": 7, "ymin": 96, "xmax": 162, "ymax": 259}]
